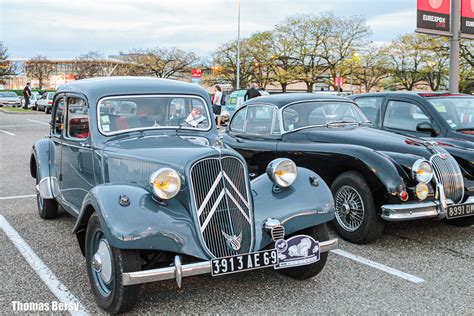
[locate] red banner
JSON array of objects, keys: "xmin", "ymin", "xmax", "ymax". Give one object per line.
[
  {"xmin": 191, "ymin": 68, "xmax": 202, "ymax": 78},
  {"xmin": 417, "ymin": 0, "xmax": 451, "ymax": 34},
  {"xmin": 461, "ymin": 0, "xmax": 474, "ymax": 36}
]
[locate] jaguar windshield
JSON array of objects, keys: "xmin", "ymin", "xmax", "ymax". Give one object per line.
[
  {"xmin": 98, "ymin": 95, "xmax": 211, "ymax": 135},
  {"xmin": 428, "ymin": 97, "xmax": 474, "ymax": 131},
  {"xmin": 283, "ymin": 101, "xmax": 369, "ymax": 131}
]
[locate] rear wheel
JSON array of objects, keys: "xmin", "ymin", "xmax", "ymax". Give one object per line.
[
  {"xmin": 35, "ymin": 166, "xmax": 58, "ymax": 219},
  {"xmin": 331, "ymin": 171, "xmax": 384, "ymax": 244},
  {"xmin": 276, "ymin": 224, "xmax": 329, "ymax": 280},
  {"xmin": 85, "ymin": 214, "xmax": 142, "ymax": 313}
]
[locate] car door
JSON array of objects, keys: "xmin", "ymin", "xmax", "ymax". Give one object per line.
[
  {"xmin": 381, "ymin": 98, "xmax": 440, "ymax": 138},
  {"xmin": 50, "ymin": 95, "xmax": 65, "ymax": 205},
  {"xmin": 59, "ymin": 94, "xmax": 94, "ymax": 213},
  {"xmin": 223, "ymin": 104, "xmax": 281, "ymax": 176}
]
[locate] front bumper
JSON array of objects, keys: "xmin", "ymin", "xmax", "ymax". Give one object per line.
[
  {"xmin": 122, "ymin": 238, "xmax": 338, "ymax": 286},
  {"xmin": 381, "ymin": 196, "xmax": 474, "ymax": 221}
]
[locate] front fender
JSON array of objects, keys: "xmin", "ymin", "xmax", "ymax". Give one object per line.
[
  {"xmin": 251, "ymin": 167, "xmax": 334, "ymax": 251},
  {"xmin": 74, "ymin": 184, "xmax": 210, "ymax": 260}
]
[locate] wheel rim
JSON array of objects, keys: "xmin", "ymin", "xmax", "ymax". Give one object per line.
[
  {"xmin": 90, "ymin": 232, "xmax": 113, "ymax": 297},
  {"xmin": 335, "ymin": 186, "xmax": 365, "ymax": 232}
]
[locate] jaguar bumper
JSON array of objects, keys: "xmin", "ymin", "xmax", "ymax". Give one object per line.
[
  {"xmin": 122, "ymin": 238, "xmax": 338, "ymax": 287},
  {"xmin": 381, "ymin": 196, "xmax": 474, "ymax": 221}
]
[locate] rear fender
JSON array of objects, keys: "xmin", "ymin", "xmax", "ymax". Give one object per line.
[
  {"xmin": 73, "ymin": 184, "xmax": 209, "ymax": 260},
  {"xmin": 31, "ymin": 138, "xmax": 59, "ymax": 199},
  {"xmin": 251, "ymin": 167, "xmax": 334, "ymax": 250}
]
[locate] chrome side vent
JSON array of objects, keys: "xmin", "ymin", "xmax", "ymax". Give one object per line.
[{"xmin": 271, "ymin": 226, "xmax": 285, "ymax": 241}]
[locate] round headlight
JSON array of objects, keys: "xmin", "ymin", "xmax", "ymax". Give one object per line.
[
  {"xmin": 149, "ymin": 168, "xmax": 181, "ymax": 200},
  {"xmin": 412, "ymin": 159, "xmax": 433, "ymax": 184},
  {"xmin": 415, "ymin": 182, "xmax": 429, "ymax": 200},
  {"xmin": 266, "ymin": 158, "xmax": 297, "ymax": 188}
]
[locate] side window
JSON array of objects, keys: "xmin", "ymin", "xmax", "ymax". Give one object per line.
[
  {"xmin": 383, "ymin": 100, "xmax": 430, "ymax": 132},
  {"xmin": 66, "ymin": 97, "xmax": 90, "ymax": 140},
  {"xmin": 52, "ymin": 98, "xmax": 64, "ymax": 136},
  {"xmin": 353, "ymin": 97, "xmax": 383, "ymax": 126},
  {"xmin": 230, "ymin": 108, "xmax": 247, "ymax": 132},
  {"xmin": 245, "ymin": 105, "xmax": 275, "ymax": 135}
]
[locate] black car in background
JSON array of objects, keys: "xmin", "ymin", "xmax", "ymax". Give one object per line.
[
  {"xmin": 222, "ymin": 93, "xmax": 474, "ymax": 244},
  {"xmin": 350, "ymin": 92, "xmax": 474, "ymax": 145}
]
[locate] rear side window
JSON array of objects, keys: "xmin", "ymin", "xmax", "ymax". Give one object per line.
[
  {"xmin": 52, "ymin": 98, "xmax": 65, "ymax": 136},
  {"xmin": 353, "ymin": 97, "xmax": 383, "ymax": 126}
]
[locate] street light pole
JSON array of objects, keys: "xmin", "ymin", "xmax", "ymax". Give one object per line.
[
  {"xmin": 236, "ymin": 0, "xmax": 241, "ymax": 90},
  {"xmin": 448, "ymin": 0, "xmax": 461, "ymax": 93}
]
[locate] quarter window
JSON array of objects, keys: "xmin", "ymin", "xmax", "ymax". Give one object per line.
[
  {"xmin": 52, "ymin": 98, "xmax": 64, "ymax": 136},
  {"xmin": 353, "ymin": 97, "xmax": 384, "ymax": 126},
  {"xmin": 67, "ymin": 97, "xmax": 90, "ymax": 139},
  {"xmin": 230, "ymin": 108, "xmax": 247, "ymax": 132},
  {"xmin": 384, "ymin": 101, "xmax": 430, "ymax": 132}
]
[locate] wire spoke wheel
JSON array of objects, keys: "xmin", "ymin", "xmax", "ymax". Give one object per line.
[{"xmin": 335, "ymin": 186, "xmax": 365, "ymax": 232}]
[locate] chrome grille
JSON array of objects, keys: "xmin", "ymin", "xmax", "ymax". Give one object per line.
[
  {"xmin": 430, "ymin": 153, "xmax": 464, "ymax": 203},
  {"xmin": 271, "ymin": 226, "xmax": 285, "ymax": 241},
  {"xmin": 190, "ymin": 156, "xmax": 253, "ymax": 258}
]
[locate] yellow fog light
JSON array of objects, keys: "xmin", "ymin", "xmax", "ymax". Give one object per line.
[
  {"xmin": 266, "ymin": 158, "xmax": 297, "ymax": 188},
  {"xmin": 149, "ymin": 168, "xmax": 181, "ymax": 200},
  {"xmin": 415, "ymin": 182, "xmax": 429, "ymax": 200}
]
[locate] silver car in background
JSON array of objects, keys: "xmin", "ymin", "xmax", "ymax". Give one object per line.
[{"xmin": 0, "ymin": 91, "xmax": 21, "ymax": 107}]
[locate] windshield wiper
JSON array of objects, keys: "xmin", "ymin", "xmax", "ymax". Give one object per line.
[{"xmin": 326, "ymin": 120, "xmax": 358, "ymax": 126}]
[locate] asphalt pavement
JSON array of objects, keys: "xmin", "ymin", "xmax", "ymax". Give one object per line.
[{"xmin": 0, "ymin": 111, "xmax": 472, "ymax": 315}]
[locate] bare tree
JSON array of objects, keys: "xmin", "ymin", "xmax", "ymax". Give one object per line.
[
  {"xmin": 25, "ymin": 55, "xmax": 55, "ymax": 89},
  {"xmin": 352, "ymin": 45, "xmax": 390, "ymax": 92},
  {"xmin": 0, "ymin": 42, "xmax": 14, "ymax": 84},
  {"xmin": 74, "ymin": 51, "xmax": 103, "ymax": 79},
  {"xmin": 213, "ymin": 40, "xmax": 254, "ymax": 89},
  {"xmin": 418, "ymin": 36, "xmax": 449, "ymax": 91},
  {"xmin": 246, "ymin": 31, "xmax": 275, "ymax": 89},
  {"xmin": 269, "ymin": 23, "xmax": 299, "ymax": 92},
  {"xmin": 125, "ymin": 47, "xmax": 199, "ymax": 79}
]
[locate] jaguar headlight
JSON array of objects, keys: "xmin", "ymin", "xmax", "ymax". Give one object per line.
[
  {"xmin": 412, "ymin": 159, "xmax": 433, "ymax": 184},
  {"xmin": 149, "ymin": 168, "xmax": 181, "ymax": 200},
  {"xmin": 415, "ymin": 182, "xmax": 429, "ymax": 200},
  {"xmin": 266, "ymin": 158, "xmax": 297, "ymax": 188}
]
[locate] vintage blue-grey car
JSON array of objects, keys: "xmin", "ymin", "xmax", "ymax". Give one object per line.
[{"xmin": 30, "ymin": 77, "xmax": 337, "ymax": 313}]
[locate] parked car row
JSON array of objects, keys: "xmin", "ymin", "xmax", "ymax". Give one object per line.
[
  {"xmin": 30, "ymin": 78, "xmax": 474, "ymax": 313},
  {"xmin": 0, "ymin": 91, "xmax": 21, "ymax": 107}
]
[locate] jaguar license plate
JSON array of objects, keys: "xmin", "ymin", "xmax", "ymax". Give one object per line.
[
  {"xmin": 211, "ymin": 249, "xmax": 278, "ymax": 276},
  {"xmin": 446, "ymin": 203, "xmax": 474, "ymax": 219}
]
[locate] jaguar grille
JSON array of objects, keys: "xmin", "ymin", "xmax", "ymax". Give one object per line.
[
  {"xmin": 190, "ymin": 156, "xmax": 253, "ymax": 258},
  {"xmin": 430, "ymin": 153, "xmax": 464, "ymax": 203}
]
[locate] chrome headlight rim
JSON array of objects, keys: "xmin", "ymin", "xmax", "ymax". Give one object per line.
[
  {"xmin": 412, "ymin": 159, "xmax": 434, "ymax": 184},
  {"xmin": 266, "ymin": 158, "xmax": 298, "ymax": 188},
  {"xmin": 149, "ymin": 167, "xmax": 181, "ymax": 200}
]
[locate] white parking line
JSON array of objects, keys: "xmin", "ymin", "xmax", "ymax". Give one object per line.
[
  {"xmin": 27, "ymin": 119, "xmax": 50, "ymax": 126},
  {"xmin": 331, "ymin": 249, "xmax": 425, "ymax": 284},
  {"xmin": 0, "ymin": 215, "xmax": 89, "ymax": 316},
  {"xmin": 0, "ymin": 129, "xmax": 15, "ymax": 136},
  {"xmin": 0, "ymin": 194, "xmax": 36, "ymax": 200}
]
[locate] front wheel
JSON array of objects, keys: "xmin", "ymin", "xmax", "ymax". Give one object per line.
[
  {"xmin": 85, "ymin": 214, "xmax": 142, "ymax": 314},
  {"xmin": 35, "ymin": 168, "xmax": 58, "ymax": 219},
  {"xmin": 276, "ymin": 224, "xmax": 329, "ymax": 280},
  {"xmin": 331, "ymin": 171, "xmax": 385, "ymax": 244}
]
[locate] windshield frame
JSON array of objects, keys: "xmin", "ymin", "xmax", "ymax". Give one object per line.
[
  {"xmin": 427, "ymin": 96, "xmax": 474, "ymax": 131},
  {"xmin": 96, "ymin": 94, "xmax": 212, "ymax": 136},
  {"xmin": 280, "ymin": 99, "xmax": 370, "ymax": 133}
]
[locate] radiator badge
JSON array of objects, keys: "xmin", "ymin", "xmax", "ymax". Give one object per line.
[{"xmin": 222, "ymin": 231, "xmax": 242, "ymax": 251}]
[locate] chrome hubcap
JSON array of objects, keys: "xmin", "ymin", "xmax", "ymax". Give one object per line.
[
  {"xmin": 335, "ymin": 186, "xmax": 365, "ymax": 232},
  {"xmin": 93, "ymin": 239, "xmax": 112, "ymax": 284}
]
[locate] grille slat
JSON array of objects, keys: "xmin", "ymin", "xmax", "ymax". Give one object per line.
[
  {"xmin": 430, "ymin": 153, "xmax": 464, "ymax": 203},
  {"xmin": 190, "ymin": 156, "xmax": 253, "ymax": 258}
]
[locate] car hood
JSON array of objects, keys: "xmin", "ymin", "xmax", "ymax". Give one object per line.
[
  {"xmin": 304, "ymin": 125, "xmax": 437, "ymax": 158},
  {"xmin": 0, "ymin": 97, "xmax": 20, "ymax": 101}
]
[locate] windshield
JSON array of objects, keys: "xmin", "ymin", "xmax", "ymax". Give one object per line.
[
  {"xmin": 97, "ymin": 95, "xmax": 211, "ymax": 135},
  {"xmin": 0, "ymin": 92, "xmax": 17, "ymax": 97},
  {"xmin": 428, "ymin": 97, "xmax": 474, "ymax": 131},
  {"xmin": 282, "ymin": 101, "xmax": 369, "ymax": 131}
]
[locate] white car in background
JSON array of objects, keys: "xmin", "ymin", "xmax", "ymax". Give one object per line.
[
  {"xmin": 22, "ymin": 91, "xmax": 41, "ymax": 109},
  {"xmin": 36, "ymin": 92, "xmax": 55, "ymax": 113},
  {"xmin": 0, "ymin": 91, "xmax": 21, "ymax": 107}
]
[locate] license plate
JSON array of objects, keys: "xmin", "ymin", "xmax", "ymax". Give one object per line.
[
  {"xmin": 446, "ymin": 203, "xmax": 474, "ymax": 219},
  {"xmin": 211, "ymin": 249, "xmax": 278, "ymax": 276}
]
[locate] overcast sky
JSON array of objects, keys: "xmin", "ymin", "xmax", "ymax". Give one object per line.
[{"xmin": 0, "ymin": 0, "xmax": 416, "ymax": 59}]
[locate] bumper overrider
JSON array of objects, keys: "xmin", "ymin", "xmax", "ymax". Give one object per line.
[
  {"xmin": 381, "ymin": 183, "xmax": 474, "ymax": 221},
  {"xmin": 122, "ymin": 238, "xmax": 338, "ymax": 286}
]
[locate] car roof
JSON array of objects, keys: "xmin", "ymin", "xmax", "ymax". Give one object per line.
[
  {"xmin": 245, "ymin": 93, "xmax": 351, "ymax": 108},
  {"xmin": 56, "ymin": 77, "xmax": 210, "ymax": 102},
  {"xmin": 351, "ymin": 91, "xmax": 471, "ymax": 99}
]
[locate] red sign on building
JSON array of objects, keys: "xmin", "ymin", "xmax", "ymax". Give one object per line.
[
  {"xmin": 416, "ymin": 0, "xmax": 451, "ymax": 35},
  {"xmin": 461, "ymin": 0, "xmax": 474, "ymax": 37},
  {"xmin": 191, "ymin": 68, "xmax": 202, "ymax": 78},
  {"xmin": 334, "ymin": 77, "xmax": 344, "ymax": 88}
]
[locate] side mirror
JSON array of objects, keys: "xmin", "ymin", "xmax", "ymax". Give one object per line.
[{"xmin": 416, "ymin": 122, "xmax": 437, "ymax": 137}]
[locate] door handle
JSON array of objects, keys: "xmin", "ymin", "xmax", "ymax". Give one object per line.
[{"xmin": 81, "ymin": 143, "xmax": 91, "ymax": 148}]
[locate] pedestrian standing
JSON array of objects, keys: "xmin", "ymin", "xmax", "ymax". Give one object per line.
[
  {"xmin": 244, "ymin": 83, "xmax": 261, "ymax": 101},
  {"xmin": 212, "ymin": 85, "xmax": 223, "ymax": 129},
  {"xmin": 23, "ymin": 82, "xmax": 32, "ymax": 109}
]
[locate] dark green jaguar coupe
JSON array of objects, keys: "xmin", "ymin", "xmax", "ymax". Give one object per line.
[{"xmin": 30, "ymin": 77, "xmax": 337, "ymax": 313}]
